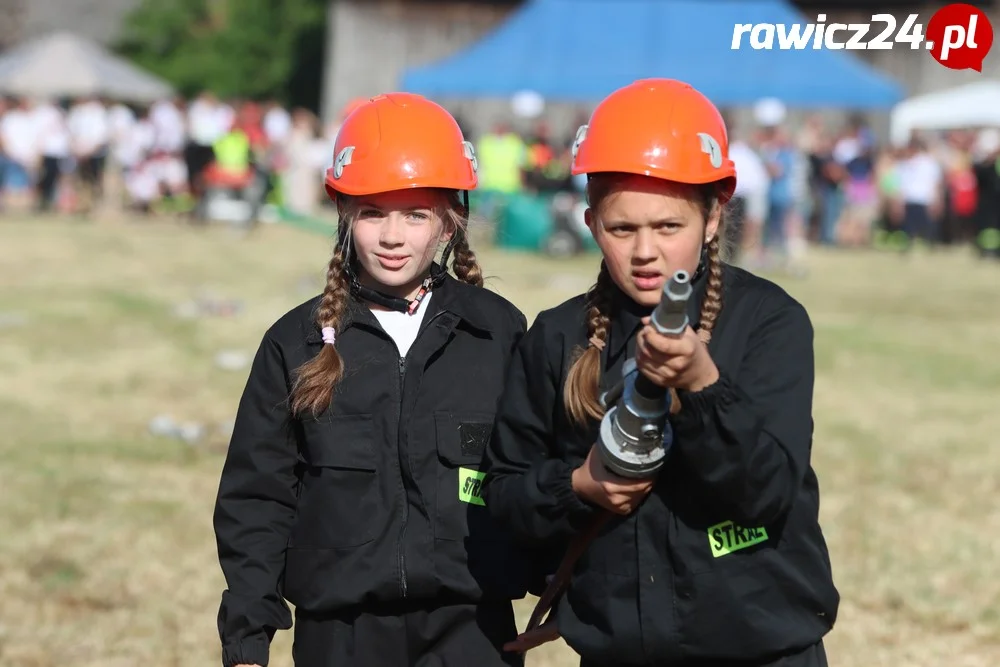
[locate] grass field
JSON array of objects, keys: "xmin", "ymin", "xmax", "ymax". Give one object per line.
[{"xmin": 1, "ymin": 217, "xmax": 998, "ymax": 667}]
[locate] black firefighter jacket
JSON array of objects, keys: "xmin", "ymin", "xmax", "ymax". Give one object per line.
[
  {"xmin": 482, "ymin": 263, "xmax": 840, "ymax": 665},
  {"xmin": 213, "ymin": 274, "xmax": 534, "ymax": 667}
]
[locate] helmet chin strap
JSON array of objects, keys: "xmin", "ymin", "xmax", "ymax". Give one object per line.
[{"xmin": 339, "ymin": 191, "xmax": 468, "ymax": 315}]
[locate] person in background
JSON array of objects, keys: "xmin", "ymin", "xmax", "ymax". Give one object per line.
[
  {"xmin": 477, "ymin": 121, "xmax": 526, "ymax": 196},
  {"xmin": 971, "ymin": 128, "xmax": 1000, "ymax": 259},
  {"xmin": 117, "ymin": 107, "xmax": 155, "ymax": 180},
  {"xmin": 811, "ymin": 132, "xmax": 846, "ymax": 247},
  {"xmin": 896, "ymin": 135, "xmax": 944, "ymax": 251},
  {"xmin": 0, "ymin": 97, "xmax": 9, "ymax": 209},
  {"xmin": 209, "ymin": 114, "xmax": 252, "ymax": 182},
  {"xmin": 263, "ymin": 99, "xmax": 292, "ymax": 147},
  {"xmin": 939, "ymin": 130, "xmax": 979, "ymax": 245},
  {"xmin": 236, "ymin": 103, "xmax": 267, "ymax": 153},
  {"xmin": 105, "ymin": 99, "xmax": 137, "ymax": 211},
  {"xmin": 756, "ymin": 100, "xmax": 807, "ymax": 275},
  {"xmin": 0, "ymin": 97, "xmax": 38, "ymax": 212},
  {"xmin": 67, "ymin": 96, "xmax": 111, "ymax": 215},
  {"xmin": 262, "ymin": 100, "xmax": 292, "ymax": 197},
  {"xmin": 799, "ymin": 115, "xmax": 835, "ymax": 245},
  {"xmin": 787, "ymin": 133, "xmax": 812, "ymax": 275},
  {"xmin": 726, "ymin": 116, "xmax": 770, "ymax": 267},
  {"xmin": 32, "ymin": 98, "xmax": 71, "ymax": 214},
  {"xmin": 282, "ymin": 108, "xmax": 326, "ymax": 217},
  {"xmin": 106, "ymin": 100, "xmax": 136, "ymax": 148},
  {"xmin": 124, "ymin": 146, "xmax": 189, "ymax": 218},
  {"xmin": 123, "ymin": 157, "xmax": 159, "ymax": 216},
  {"xmin": 872, "ymin": 146, "xmax": 905, "ymax": 250},
  {"xmin": 523, "ymin": 121, "xmax": 559, "ymax": 193},
  {"xmin": 186, "ymin": 92, "xmax": 231, "ymax": 198},
  {"xmin": 236, "ymin": 102, "xmax": 274, "ymax": 214},
  {"xmin": 834, "ymin": 116, "xmax": 877, "ymax": 247},
  {"xmin": 476, "ymin": 121, "xmax": 527, "ymax": 223},
  {"xmin": 148, "ymin": 148, "xmax": 190, "ymax": 214},
  {"xmin": 149, "ymin": 97, "xmax": 187, "ymax": 168}
]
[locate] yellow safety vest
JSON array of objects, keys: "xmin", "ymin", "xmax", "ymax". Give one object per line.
[
  {"xmin": 213, "ymin": 131, "xmax": 250, "ymax": 171},
  {"xmin": 477, "ymin": 133, "xmax": 525, "ymax": 194}
]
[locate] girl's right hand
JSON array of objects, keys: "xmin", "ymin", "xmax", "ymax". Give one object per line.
[{"xmin": 571, "ymin": 445, "xmax": 655, "ymax": 515}]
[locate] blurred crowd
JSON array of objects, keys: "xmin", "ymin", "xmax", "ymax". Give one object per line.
[
  {"xmin": 0, "ymin": 93, "xmax": 336, "ymax": 218},
  {"xmin": 722, "ymin": 101, "xmax": 1000, "ymax": 268},
  {"xmin": 2, "ymin": 93, "xmax": 998, "ymax": 263},
  {"xmin": 470, "ymin": 99, "xmax": 1000, "ymax": 265}
]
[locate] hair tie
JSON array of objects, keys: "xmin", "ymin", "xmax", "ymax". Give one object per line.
[
  {"xmin": 589, "ymin": 335, "xmax": 605, "ymax": 351},
  {"xmin": 321, "ymin": 327, "xmax": 336, "ymax": 346}
]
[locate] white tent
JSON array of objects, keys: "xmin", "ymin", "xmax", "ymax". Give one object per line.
[
  {"xmin": 890, "ymin": 80, "xmax": 1000, "ymax": 147},
  {"xmin": 0, "ymin": 31, "xmax": 174, "ymax": 103}
]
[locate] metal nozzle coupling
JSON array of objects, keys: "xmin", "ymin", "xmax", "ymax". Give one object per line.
[{"xmin": 650, "ymin": 270, "xmax": 692, "ymax": 336}]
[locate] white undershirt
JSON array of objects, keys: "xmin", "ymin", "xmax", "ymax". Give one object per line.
[
  {"xmin": 370, "ymin": 291, "xmax": 433, "ymax": 358},
  {"xmin": 897, "ymin": 153, "xmax": 942, "ymax": 206}
]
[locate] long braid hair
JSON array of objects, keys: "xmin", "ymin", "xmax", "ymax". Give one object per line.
[
  {"xmin": 698, "ymin": 233, "xmax": 725, "ymax": 344},
  {"xmin": 443, "ymin": 205, "xmax": 484, "ymax": 287},
  {"xmin": 563, "ymin": 261, "xmax": 614, "ymax": 425},
  {"xmin": 563, "ymin": 174, "xmax": 728, "ymax": 427},
  {"xmin": 290, "ymin": 190, "xmax": 484, "ymax": 418}
]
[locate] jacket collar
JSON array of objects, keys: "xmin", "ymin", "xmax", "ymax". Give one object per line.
[
  {"xmin": 606, "ymin": 267, "xmax": 708, "ymax": 361},
  {"xmin": 305, "ymin": 267, "xmax": 492, "ymax": 343}
]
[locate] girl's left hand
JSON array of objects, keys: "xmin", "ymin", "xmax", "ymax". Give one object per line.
[{"xmin": 635, "ymin": 318, "xmax": 720, "ymax": 392}]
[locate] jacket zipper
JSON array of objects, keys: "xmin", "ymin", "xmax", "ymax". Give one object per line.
[
  {"xmin": 393, "ymin": 310, "xmax": 446, "ymax": 599},
  {"xmin": 396, "ymin": 355, "xmax": 409, "ymax": 597}
]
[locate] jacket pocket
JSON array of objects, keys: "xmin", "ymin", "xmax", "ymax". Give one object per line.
[
  {"xmin": 676, "ymin": 544, "xmax": 837, "ymax": 659},
  {"xmin": 290, "ymin": 414, "xmax": 380, "ymax": 549},
  {"xmin": 434, "ymin": 411, "xmax": 504, "ymax": 542}
]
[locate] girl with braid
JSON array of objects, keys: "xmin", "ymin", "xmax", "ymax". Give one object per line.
[
  {"xmin": 213, "ymin": 93, "xmax": 532, "ymax": 667},
  {"xmin": 482, "ymin": 79, "xmax": 839, "ymax": 667}
]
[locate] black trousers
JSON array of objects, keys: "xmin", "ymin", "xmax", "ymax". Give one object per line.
[
  {"xmin": 902, "ymin": 202, "xmax": 935, "ymax": 244},
  {"xmin": 184, "ymin": 141, "xmax": 216, "ymax": 194},
  {"xmin": 37, "ymin": 156, "xmax": 62, "ymax": 211},
  {"xmin": 293, "ymin": 600, "xmax": 523, "ymax": 667},
  {"xmin": 78, "ymin": 152, "xmax": 107, "ymax": 194},
  {"xmin": 581, "ymin": 640, "xmax": 828, "ymax": 667}
]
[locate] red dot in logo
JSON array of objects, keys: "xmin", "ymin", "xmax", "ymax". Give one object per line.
[{"xmin": 926, "ymin": 3, "xmax": 994, "ymax": 71}]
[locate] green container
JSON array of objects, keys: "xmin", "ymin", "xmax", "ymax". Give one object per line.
[{"xmin": 495, "ymin": 193, "xmax": 553, "ymax": 251}]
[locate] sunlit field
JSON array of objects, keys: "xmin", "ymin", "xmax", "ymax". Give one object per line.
[{"xmin": 2, "ymin": 218, "xmax": 998, "ymax": 666}]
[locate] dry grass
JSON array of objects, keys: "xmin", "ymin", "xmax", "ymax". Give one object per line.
[{"xmin": 1, "ymin": 217, "xmax": 998, "ymax": 666}]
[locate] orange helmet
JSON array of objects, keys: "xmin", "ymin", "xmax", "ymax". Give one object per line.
[
  {"xmin": 571, "ymin": 79, "xmax": 737, "ymax": 201},
  {"xmin": 325, "ymin": 93, "xmax": 478, "ymax": 198}
]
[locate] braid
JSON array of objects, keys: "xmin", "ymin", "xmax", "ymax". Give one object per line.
[
  {"xmin": 589, "ymin": 262, "xmax": 614, "ymax": 346},
  {"xmin": 564, "ymin": 262, "xmax": 614, "ymax": 426},
  {"xmin": 450, "ymin": 231, "xmax": 483, "ymax": 287},
  {"xmin": 290, "ymin": 246, "xmax": 351, "ymax": 417},
  {"xmin": 697, "ymin": 234, "xmax": 724, "ymax": 343}
]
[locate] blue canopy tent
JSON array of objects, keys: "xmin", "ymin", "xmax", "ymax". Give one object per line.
[{"xmin": 400, "ymin": 0, "xmax": 905, "ymax": 108}]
